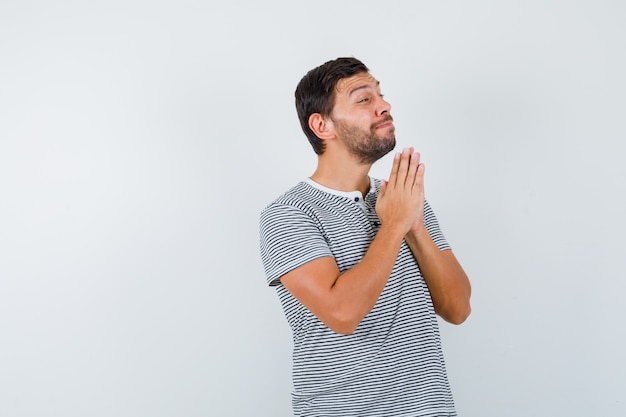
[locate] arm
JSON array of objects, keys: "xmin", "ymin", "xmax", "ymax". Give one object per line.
[
  {"xmin": 403, "ymin": 151, "xmax": 471, "ymax": 324},
  {"xmin": 279, "ymin": 226, "xmax": 405, "ymax": 335},
  {"xmin": 280, "ymin": 149, "xmax": 423, "ymax": 335},
  {"xmin": 405, "ymin": 228, "xmax": 471, "ymax": 324}
]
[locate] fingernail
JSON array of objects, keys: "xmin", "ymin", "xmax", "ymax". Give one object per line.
[{"xmin": 394, "ymin": 152, "xmax": 401, "ymax": 159}]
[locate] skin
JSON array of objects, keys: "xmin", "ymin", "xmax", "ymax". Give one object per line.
[{"xmin": 280, "ymin": 72, "xmax": 471, "ymax": 334}]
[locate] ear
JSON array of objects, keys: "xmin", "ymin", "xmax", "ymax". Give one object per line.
[{"xmin": 308, "ymin": 113, "xmax": 335, "ymax": 140}]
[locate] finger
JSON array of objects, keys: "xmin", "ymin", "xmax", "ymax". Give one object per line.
[
  {"xmin": 405, "ymin": 151, "xmax": 420, "ymax": 188},
  {"xmin": 396, "ymin": 148, "xmax": 412, "ymax": 187},
  {"xmin": 387, "ymin": 152, "xmax": 401, "ymax": 189},
  {"xmin": 413, "ymin": 162, "xmax": 425, "ymax": 191}
]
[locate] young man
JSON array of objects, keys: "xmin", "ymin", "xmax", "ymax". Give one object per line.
[{"xmin": 259, "ymin": 57, "xmax": 471, "ymax": 416}]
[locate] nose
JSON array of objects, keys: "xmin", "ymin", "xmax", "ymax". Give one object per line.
[{"xmin": 375, "ymin": 96, "xmax": 391, "ymax": 117}]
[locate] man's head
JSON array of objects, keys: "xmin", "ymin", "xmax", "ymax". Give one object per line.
[{"xmin": 295, "ymin": 57, "xmax": 395, "ymax": 163}]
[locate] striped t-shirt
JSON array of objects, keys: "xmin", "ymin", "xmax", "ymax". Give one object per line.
[{"xmin": 259, "ymin": 178, "xmax": 456, "ymax": 417}]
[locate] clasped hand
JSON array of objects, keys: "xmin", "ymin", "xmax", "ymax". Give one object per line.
[{"xmin": 375, "ymin": 147, "xmax": 425, "ymax": 235}]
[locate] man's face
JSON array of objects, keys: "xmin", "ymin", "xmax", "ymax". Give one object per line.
[{"xmin": 330, "ymin": 72, "xmax": 396, "ymax": 164}]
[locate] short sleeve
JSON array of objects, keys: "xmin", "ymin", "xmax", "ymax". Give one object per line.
[
  {"xmin": 259, "ymin": 203, "xmax": 333, "ymax": 287},
  {"xmin": 424, "ymin": 200, "xmax": 451, "ymax": 251}
]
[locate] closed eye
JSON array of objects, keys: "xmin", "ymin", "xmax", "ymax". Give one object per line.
[{"xmin": 357, "ymin": 93, "xmax": 384, "ymax": 104}]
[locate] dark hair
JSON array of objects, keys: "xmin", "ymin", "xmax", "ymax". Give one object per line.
[{"xmin": 295, "ymin": 57, "xmax": 369, "ymax": 155}]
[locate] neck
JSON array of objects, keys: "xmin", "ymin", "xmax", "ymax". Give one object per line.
[{"xmin": 310, "ymin": 152, "xmax": 372, "ymax": 197}]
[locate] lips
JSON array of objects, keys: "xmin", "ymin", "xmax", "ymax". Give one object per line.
[{"xmin": 374, "ymin": 117, "xmax": 394, "ymax": 129}]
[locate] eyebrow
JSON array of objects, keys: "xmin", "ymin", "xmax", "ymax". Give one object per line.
[{"xmin": 348, "ymin": 81, "xmax": 380, "ymax": 97}]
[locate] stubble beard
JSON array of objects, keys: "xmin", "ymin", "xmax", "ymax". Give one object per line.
[{"xmin": 334, "ymin": 117, "xmax": 397, "ymax": 165}]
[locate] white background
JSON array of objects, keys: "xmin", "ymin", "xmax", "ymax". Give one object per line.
[{"xmin": 1, "ymin": 1, "xmax": 625, "ymax": 416}]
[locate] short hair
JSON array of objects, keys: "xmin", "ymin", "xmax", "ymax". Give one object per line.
[{"xmin": 295, "ymin": 57, "xmax": 369, "ymax": 155}]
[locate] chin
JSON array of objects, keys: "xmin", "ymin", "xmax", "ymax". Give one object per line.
[
  {"xmin": 366, "ymin": 140, "xmax": 396, "ymax": 164},
  {"xmin": 382, "ymin": 136, "xmax": 396, "ymax": 152}
]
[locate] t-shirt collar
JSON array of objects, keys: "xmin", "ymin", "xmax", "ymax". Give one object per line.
[{"xmin": 304, "ymin": 177, "xmax": 375, "ymax": 211}]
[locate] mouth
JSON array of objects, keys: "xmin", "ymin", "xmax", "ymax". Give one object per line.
[
  {"xmin": 374, "ymin": 116, "xmax": 394, "ymax": 130},
  {"xmin": 375, "ymin": 120, "xmax": 394, "ymax": 130}
]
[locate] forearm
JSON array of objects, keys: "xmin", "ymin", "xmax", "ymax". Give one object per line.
[
  {"xmin": 327, "ymin": 224, "xmax": 406, "ymax": 333},
  {"xmin": 405, "ymin": 226, "xmax": 471, "ymax": 324}
]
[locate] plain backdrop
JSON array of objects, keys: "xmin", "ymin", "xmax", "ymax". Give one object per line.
[{"xmin": 1, "ymin": 1, "xmax": 625, "ymax": 416}]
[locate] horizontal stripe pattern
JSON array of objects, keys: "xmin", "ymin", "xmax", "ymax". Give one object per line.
[{"xmin": 259, "ymin": 179, "xmax": 456, "ymax": 417}]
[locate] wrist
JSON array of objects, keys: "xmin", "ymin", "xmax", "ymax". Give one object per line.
[
  {"xmin": 378, "ymin": 222, "xmax": 411, "ymax": 242},
  {"xmin": 408, "ymin": 219, "xmax": 426, "ymax": 236},
  {"xmin": 406, "ymin": 222, "xmax": 429, "ymax": 246}
]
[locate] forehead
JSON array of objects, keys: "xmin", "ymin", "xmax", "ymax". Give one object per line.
[{"xmin": 335, "ymin": 72, "xmax": 379, "ymax": 96}]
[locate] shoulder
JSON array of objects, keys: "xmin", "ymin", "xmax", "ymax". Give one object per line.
[
  {"xmin": 262, "ymin": 181, "xmax": 310, "ymax": 208},
  {"xmin": 259, "ymin": 181, "xmax": 329, "ymax": 233},
  {"xmin": 260, "ymin": 182, "xmax": 314, "ymax": 220}
]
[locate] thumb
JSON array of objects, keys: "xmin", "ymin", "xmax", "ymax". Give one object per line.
[{"xmin": 379, "ymin": 180, "xmax": 388, "ymax": 197}]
